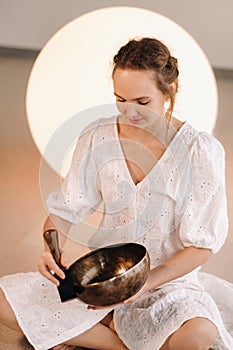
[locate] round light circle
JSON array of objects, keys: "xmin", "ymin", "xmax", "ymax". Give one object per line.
[{"xmin": 26, "ymin": 6, "xmax": 218, "ymax": 176}]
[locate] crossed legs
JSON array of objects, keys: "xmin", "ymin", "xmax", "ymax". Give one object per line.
[{"xmin": 0, "ymin": 288, "xmax": 218, "ymax": 350}]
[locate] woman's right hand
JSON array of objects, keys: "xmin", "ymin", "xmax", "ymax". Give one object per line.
[{"xmin": 37, "ymin": 251, "xmax": 69, "ymax": 286}]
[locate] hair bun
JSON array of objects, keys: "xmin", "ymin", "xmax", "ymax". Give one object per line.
[{"xmin": 162, "ymin": 56, "xmax": 179, "ymax": 83}]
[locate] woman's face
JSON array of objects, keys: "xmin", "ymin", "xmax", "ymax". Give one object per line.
[{"xmin": 113, "ymin": 68, "xmax": 167, "ymax": 127}]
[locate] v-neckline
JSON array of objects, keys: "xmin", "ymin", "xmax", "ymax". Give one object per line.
[{"xmin": 113, "ymin": 116, "xmax": 187, "ymax": 187}]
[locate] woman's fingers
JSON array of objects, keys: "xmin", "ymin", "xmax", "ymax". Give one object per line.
[
  {"xmin": 37, "ymin": 251, "xmax": 66, "ymax": 285},
  {"xmin": 60, "ymin": 252, "xmax": 69, "ymax": 269}
]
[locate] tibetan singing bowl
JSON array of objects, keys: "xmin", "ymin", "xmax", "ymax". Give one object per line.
[{"xmin": 69, "ymin": 243, "xmax": 150, "ymax": 306}]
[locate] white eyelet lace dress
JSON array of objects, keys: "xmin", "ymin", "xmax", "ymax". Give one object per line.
[{"xmin": 0, "ymin": 116, "xmax": 233, "ymax": 350}]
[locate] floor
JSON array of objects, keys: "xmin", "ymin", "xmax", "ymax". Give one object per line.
[{"xmin": 0, "ymin": 54, "xmax": 233, "ymax": 349}]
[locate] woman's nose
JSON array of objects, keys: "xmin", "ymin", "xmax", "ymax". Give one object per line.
[{"xmin": 124, "ymin": 103, "xmax": 138, "ymax": 119}]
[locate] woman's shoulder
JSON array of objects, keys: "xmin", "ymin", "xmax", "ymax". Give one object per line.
[
  {"xmin": 180, "ymin": 122, "xmax": 225, "ymax": 156},
  {"xmin": 175, "ymin": 123, "xmax": 226, "ymax": 184}
]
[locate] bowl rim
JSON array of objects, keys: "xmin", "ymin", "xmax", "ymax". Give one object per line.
[{"xmin": 70, "ymin": 242, "xmax": 149, "ymax": 288}]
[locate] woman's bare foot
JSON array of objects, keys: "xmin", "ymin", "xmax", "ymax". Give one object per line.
[
  {"xmin": 109, "ymin": 318, "xmax": 116, "ymax": 333},
  {"xmin": 100, "ymin": 311, "xmax": 114, "ymax": 328},
  {"xmin": 53, "ymin": 344, "xmax": 76, "ymax": 350}
]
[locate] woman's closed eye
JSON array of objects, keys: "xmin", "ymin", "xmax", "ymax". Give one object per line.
[
  {"xmin": 116, "ymin": 99, "xmax": 150, "ymax": 105},
  {"xmin": 138, "ymin": 100, "xmax": 150, "ymax": 105}
]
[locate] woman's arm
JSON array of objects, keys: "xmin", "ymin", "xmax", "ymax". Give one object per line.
[
  {"xmin": 148, "ymin": 246, "xmax": 211, "ymax": 289},
  {"xmin": 125, "ymin": 246, "xmax": 211, "ymax": 303}
]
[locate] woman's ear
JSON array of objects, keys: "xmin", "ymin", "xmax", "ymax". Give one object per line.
[
  {"xmin": 169, "ymin": 81, "xmax": 176, "ymax": 93},
  {"xmin": 165, "ymin": 81, "xmax": 177, "ymax": 102},
  {"xmin": 169, "ymin": 81, "xmax": 177, "ymax": 93}
]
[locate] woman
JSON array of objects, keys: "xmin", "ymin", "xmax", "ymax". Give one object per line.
[{"xmin": 0, "ymin": 37, "xmax": 233, "ymax": 350}]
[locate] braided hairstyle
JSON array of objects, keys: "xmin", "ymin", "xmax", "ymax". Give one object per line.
[{"xmin": 112, "ymin": 37, "xmax": 179, "ymax": 117}]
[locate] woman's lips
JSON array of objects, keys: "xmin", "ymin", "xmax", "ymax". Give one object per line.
[{"xmin": 129, "ymin": 118, "xmax": 144, "ymax": 124}]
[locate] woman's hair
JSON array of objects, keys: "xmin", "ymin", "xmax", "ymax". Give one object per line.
[{"xmin": 112, "ymin": 37, "xmax": 179, "ymax": 117}]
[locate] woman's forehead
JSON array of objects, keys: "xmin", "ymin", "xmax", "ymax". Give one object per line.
[{"xmin": 113, "ymin": 69, "xmax": 158, "ymax": 95}]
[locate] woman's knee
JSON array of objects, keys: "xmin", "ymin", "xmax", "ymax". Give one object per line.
[
  {"xmin": 0, "ymin": 287, "xmax": 21, "ymax": 332},
  {"xmin": 161, "ymin": 317, "xmax": 218, "ymax": 350}
]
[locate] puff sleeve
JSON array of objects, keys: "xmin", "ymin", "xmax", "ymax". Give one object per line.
[
  {"xmin": 46, "ymin": 122, "xmax": 102, "ymax": 224},
  {"xmin": 177, "ymin": 133, "xmax": 228, "ymax": 253}
]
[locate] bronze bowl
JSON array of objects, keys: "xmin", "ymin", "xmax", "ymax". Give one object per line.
[{"xmin": 69, "ymin": 243, "xmax": 150, "ymax": 306}]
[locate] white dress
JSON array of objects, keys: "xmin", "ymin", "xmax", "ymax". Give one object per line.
[{"xmin": 0, "ymin": 116, "xmax": 233, "ymax": 350}]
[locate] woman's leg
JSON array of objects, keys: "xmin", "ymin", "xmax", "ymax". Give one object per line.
[
  {"xmin": 0, "ymin": 288, "xmax": 128, "ymax": 350},
  {"xmin": 61, "ymin": 322, "xmax": 128, "ymax": 350},
  {"xmin": 0, "ymin": 287, "xmax": 21, "ymax": 332},
  {"xmin": 160, "ymin": 317, "xmax": 218, "ymax": 350}
]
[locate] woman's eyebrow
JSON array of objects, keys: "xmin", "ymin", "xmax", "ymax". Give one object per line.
[{"xmin": 114, "ymin": 92, "xmax": 150, "ymax": 100}]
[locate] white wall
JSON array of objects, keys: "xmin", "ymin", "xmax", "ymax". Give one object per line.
[{"xmin": 0, "ymin": 0, "xmax": 233, "ymax": 69}]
